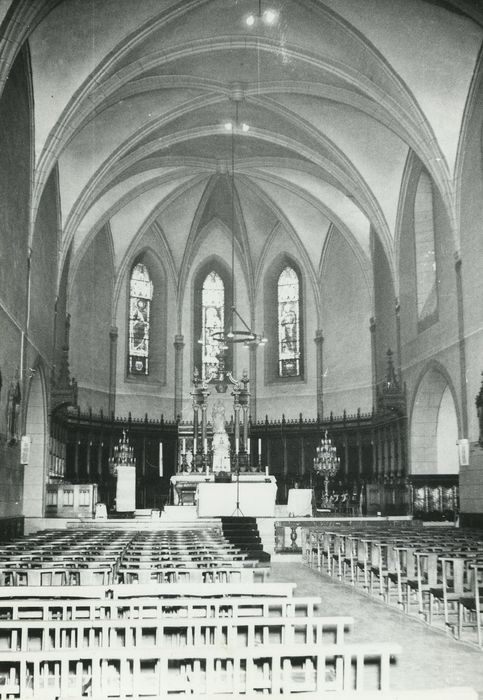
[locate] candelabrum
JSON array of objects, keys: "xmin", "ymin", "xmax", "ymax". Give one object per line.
[
  {"xmin": 313, "ymin": 431, "xmax": 340, "ymax": 505},
  {"xmin": 108, "ymin": 430, "xmax": 135, "ymax": 477}
]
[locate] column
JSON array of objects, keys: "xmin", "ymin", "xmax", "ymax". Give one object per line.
[
  {"xmin": 174, "ymin": 334, "xmax": 185, "ymax": 420},
  {"xmin": 454, "ymin": 256, "xmax": 468, "ymax": 435},
  {"xmin": 395, "ymin": 298, "xmax": 402, "ymax": 378},
  {"xmin": 315, "ymin": 329, "xmax": 324, "ymax": 418},
  {"xmin": 249, "ymin": 344, "xmax": 257, "ymax": 422},
  {"xmin": 108, "ymin": 326, "xmax": 118, "ymax": 417},
  {"xmin": 369, "ymin": 317, "xmax": 377, "ymax": 410}
]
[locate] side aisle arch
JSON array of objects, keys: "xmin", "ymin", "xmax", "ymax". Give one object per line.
[{"xmin": 409, "ymin": 362, "xmax": 460, "ymax": 476}]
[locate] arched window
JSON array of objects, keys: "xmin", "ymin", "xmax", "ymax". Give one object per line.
[
  {"xmin": 128, "ymin": 262, "xmax": 153, "ymax": 375},
  {"xmin": 201, "ymin": 271, "xmax": 224, "ymax": 379},
  {"xmin": 277, "ymin": 266, "xmax": 300, "ymax": 377},
  {"xmin": 414, "ymin": 171, "xmax": 438, "ymax": 326}
]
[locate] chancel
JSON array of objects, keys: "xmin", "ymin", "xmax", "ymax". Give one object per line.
[{"xmin": 1, "ymin": 0, "xmax": 483, "ymax": 697}]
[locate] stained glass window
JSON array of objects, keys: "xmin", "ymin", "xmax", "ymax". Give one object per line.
[
  {"xmin": 128, "ymin": 263, "xmax": 153, "ymax": 375},
  {"xmin": 201, "ymin": 271, "xmax": 224, "ymax": 379},
  {"xmin": 278, "ymin": 266, "xmax": 300, "ymax": 377}
]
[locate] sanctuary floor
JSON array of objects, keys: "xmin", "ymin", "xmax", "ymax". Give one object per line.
[{"xmin": 270, "ymin": 560, "xmax": 483, "ymax": 699}]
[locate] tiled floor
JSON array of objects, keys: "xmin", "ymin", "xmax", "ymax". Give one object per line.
[{"xmin": 270, "ymin": 560, "xmax": 483, "ymax": 698}]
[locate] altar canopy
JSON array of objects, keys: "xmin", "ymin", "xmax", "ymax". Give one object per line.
[{"xmin": 196, "ymin": 478, "xmax": 277, "ymax": 517}]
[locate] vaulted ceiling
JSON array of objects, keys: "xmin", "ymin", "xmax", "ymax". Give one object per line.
[{"xmin": 7, "ymin": 0, "xmax": 482, "ymax": 293}]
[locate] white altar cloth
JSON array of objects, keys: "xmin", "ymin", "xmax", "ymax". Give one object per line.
[
  {"xmin": 116, "ymin": 466, "xmax": 136, "ymax": 512},
  {"xmin": 287, "ymin": 488, "xmax": 313, "ymax": 516},
  {"xmin": 196, "ymin": 479, "xmax": 277, "ymax": 517}
]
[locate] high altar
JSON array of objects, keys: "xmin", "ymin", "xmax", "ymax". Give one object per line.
[{"xmin": 170, "ymin": 369, "xmax": 277, "ymax": 517}]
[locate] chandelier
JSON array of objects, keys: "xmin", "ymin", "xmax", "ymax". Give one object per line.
[
  {"xmin": 313, "ymin": 431, "xmax": 340, "ymax": 503},
  {"xmin": 245, "ymin": 1, "xmax": 278, "ymax": 27},
  {"xmin": 210, "ymin": 93, "xmax": 267, "ymax": 352},
  {"xmin": 108, "ymin": 430, "xmax": 135, "ymax": 477}
]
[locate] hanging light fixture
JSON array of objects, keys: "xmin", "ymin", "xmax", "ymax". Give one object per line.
[
  {"xmin": 210, "ymin": 94, "xmax": 267, "ymax": 355},
  {"xmin": 246, "ymin": 0, "xmax": 279, "ymax": 27}
]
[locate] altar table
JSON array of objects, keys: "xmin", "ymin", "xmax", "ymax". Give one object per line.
[{"xmin": 196, "ymin": 479, "xmax": 277, "ymax": 517}]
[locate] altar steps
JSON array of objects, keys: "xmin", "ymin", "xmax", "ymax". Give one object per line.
[{"xmin": 221, "ymin": 517, "xmax": 271, "ymax": 563}]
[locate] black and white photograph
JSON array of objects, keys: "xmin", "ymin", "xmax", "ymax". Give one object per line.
[{"xmin": 0, "ymin": 0, "xmax": 483, "ymax": 697}]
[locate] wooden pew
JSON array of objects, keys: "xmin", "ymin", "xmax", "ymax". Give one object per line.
[{"xmin": 0, "ymin": 640, "xmax": 400, "ymax": 697}]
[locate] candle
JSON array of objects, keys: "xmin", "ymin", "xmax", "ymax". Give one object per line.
[
  {"xmin": 193, "ymin": 438, "xmax": 197, "ymax": 453},
  {"xmin": 159, "ymin": 442, "xmax": 163, "ymax": 477},
  {"xmin": 258, "ymin": 438, "xmax": 262, "ymax": 455},
  {"xmin": 265, "ymin": 465, "xmax": 269, "ymax": 477},
  {"xmin": 235, "ymin": 437, "xmax": 239, "ymax": 453},
  {"xmin": 204, "ymin": 438, "xmax": 207, "ymax": 454},
  {"xmin": 247, "ymin": 438, "xmax": 250, "ymax": 453},
  {"xmin": 182, "ymin": 438, "xmax": 186, "ymax": 453}
]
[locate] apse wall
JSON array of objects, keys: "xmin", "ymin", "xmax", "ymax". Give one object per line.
[
  {"xmin": 321, "ymin": 229, "xmax": 372, "ymax": 417},
  {"xmin": 0, "ymin": 45, "xmax": 36, "ymax": 516},
  {"xmin": 69, "ymin": 226, "xmax": 114, "ymax": 413}
]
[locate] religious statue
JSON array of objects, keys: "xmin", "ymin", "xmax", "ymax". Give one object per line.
[{"xmin": 211, "ymin": 400, "xmax": 231, "ymax": 472}]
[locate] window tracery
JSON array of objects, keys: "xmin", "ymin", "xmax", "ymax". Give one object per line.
[
  {"xmin": 128, "ymin": 263, "xmax": 153, "ymax": 375},
  {"xmin": 414, "ymin": 171, "xmax": 438, "ymax": 325},
  {"xmin": 278, "ymin": 266, "xmax": 300, "ymax": 377},
  {"xmin": 201, "ymin": 271, "xmax": 224, "ymax": 379}
]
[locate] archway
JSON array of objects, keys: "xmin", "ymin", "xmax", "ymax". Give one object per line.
[
  {"xmin": 410, "ymin": 366, "xmax": 459, "ymax": 475},
  {"xmin": 23, "ymin": 368, "xmax": 47, "ymax": 517}
]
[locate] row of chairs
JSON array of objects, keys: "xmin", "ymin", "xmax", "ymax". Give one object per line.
[
  {"xmin": 0, "ymin": 527, "xmax": 262, "ymax": 587},
  {"xmin": 0, "ymin": 582, "xmax": 400, "ymax": 698},
  {"xmin": 0, "ymin": 523, "xmax": 477, "ymax": 699},
  {"xmin": 302, "ymin": 522, "xmax": 483, "ymax": 648}
]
